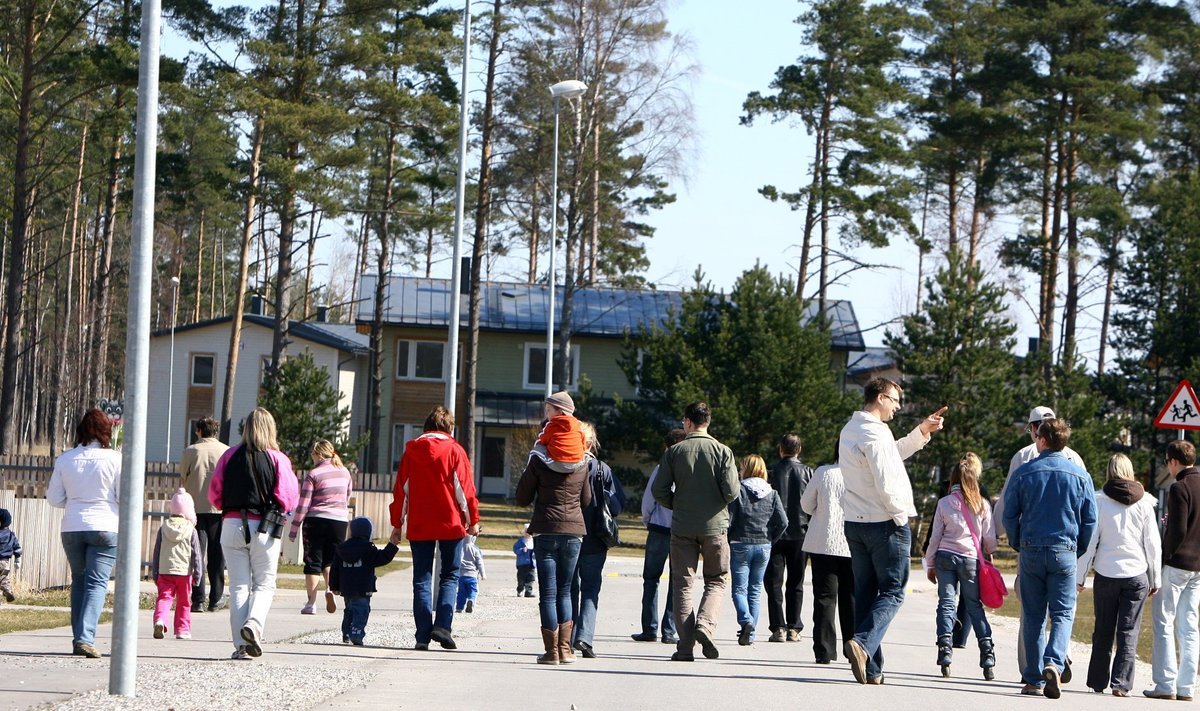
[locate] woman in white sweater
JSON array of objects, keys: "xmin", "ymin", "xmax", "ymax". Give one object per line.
[
  {"xmin": 1076, "ymin": 453, "xmax": 1161, "ymax": 697},
  {"xmin": 801, "ymin": 457, "xmax": 853, "ymax": 665}
]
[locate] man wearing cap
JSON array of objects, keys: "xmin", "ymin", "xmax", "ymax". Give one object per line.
[
  {"xmin": 839, "ymin": 377, "xmax": 947, "ymax": 685},
  {"xmin": 994, "ymin": 405, "xmax": 1087, "ymax": 681},
  {"xmin": 1002, "ymin": 418, "xmax": 1097, "ymax": 698},
  {"xmin": 652, "ymin": 402, "xmax": 739, "ymax": 662}
]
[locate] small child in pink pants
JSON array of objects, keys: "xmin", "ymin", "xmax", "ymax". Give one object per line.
[{"xmin": 152, "ymin": 488, "xmax": 202, "ymax": 639}]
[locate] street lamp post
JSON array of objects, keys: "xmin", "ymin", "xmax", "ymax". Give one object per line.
[
  {"xmin": 166, "ymin": 275, "xmax": 180, "ymax": 460},
  {"xmin": 546, "ymin": 79, "xmax": 587, "ymax": 398}
]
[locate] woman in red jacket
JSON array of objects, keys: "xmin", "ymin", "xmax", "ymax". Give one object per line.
[{"xmin": 390, "ymin": 406, "xmax": 480, "ymax": 651}]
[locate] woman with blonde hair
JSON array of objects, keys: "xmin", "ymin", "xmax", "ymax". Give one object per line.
[
  {"xmin": 727, "ymin": 454, "xmax": 788, "ymax": 645},
  {"xmin": 288, "ymin": 439, "xmax": 353, "ymax": 616},
  {"xmin": 1076, "ymin": 453, "xmax": 1160, "ymax": 696},
  {"xmin": 208, "ymin": 407, "xmax": 299, "ymax": 659},
  {"xmin": 923, "ymin": 452, "xmax": 997, "ymax": 679}
]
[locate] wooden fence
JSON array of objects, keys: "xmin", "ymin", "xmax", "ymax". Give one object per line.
[{"xmin": 0, "ymin": 456, "xmax": 397, "ymax": 591}]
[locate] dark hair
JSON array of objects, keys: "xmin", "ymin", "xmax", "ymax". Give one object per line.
[
  {"xmin": 779, "ymin": 434, "xmax": 801, "ymax": 456},
  {"xmin": 683, "ymin": 401, "xmax": 711, "ymax": 427},
  {"xmin": 864, "ymin": 377, "xmax": 901, "ymax": 406},
  {"xmin": 1167, "ymin": 440, "xmax": 1197, "ymax": 467},
  {"xmin": 424, "ymin": 406, "xmax": 455, "ymax": 434},
  {"xmin": 196, "ymin": 417, "xmax": 220, "ymax": 439},
  {"xmin": 75, "ymin": 408, "xmax": 113, "ymax": 448},
  {"xmin": 665, "ymin": 428, "xmax": 686, "ymax": 448},
  {"xmin": 1036, "ymin": 418, "xmax": 1071, "ymax": 451}
]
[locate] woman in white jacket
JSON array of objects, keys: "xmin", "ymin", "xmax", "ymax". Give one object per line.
[
  {"xmin": 801, "ymin": 456, "xmax": 853, "ymax": 665},
  {"xmin": 1076, "ymin": 453, "xmax": 1161, "ymax": 697}
]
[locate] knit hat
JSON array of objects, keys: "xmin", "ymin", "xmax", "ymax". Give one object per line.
[
  {"xmin": 350, "ymin": 516, "xmax": 373, "ymax": 540},
  {"xmin": 169, "ymin": 488, "xmax": 197, "ymax": 524},
  {"xmin": 0, "ymin": 508, "xmax": 10, "ymax": 529},
  {"xmin": 545, "ymin": 391, "xmax": 575, "ymax": 415}
]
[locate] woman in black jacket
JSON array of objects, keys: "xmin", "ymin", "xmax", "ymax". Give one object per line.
[
  {"xmin": 728, "ymin": 454, "xmax": 788, "ymax": 646},
  {"xmin": 570, "ymin": 423, "xmax": 627, "ymax": 659}
]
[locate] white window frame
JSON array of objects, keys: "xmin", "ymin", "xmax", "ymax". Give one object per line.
[
  {"xmin": 522, "ymin": 342, "xmax": 581, "ymax": 391},
  {"xmin": 391, "ymin": 423, "xmax": 422, "ymax": 471},
  {"xmin": 191, "ymin": 353, "xmax": 216, "ymax": 386}
]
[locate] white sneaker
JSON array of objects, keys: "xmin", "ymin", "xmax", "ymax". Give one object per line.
[
  {"xmin": 175, "ymin": 632, "xmax": 191, "ymax": 640},
  {"xmin": 230, "ymin": 645, "xmax": 250, "ymax": 660},
  {"xmin": 240, "ymin": 625, "xmax": 262, "ymax": 657},
  {"xmin": 153, "ymin": 622, "xmax": 166, "ymax": 639}
]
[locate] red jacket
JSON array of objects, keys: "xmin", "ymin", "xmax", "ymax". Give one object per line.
[{"xmin": 390, "ymin": 431, "xmax": 480, "ymax": 541}]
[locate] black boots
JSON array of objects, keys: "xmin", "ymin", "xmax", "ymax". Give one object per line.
[
  {"xmin": 937, "ymin": 634, "xmax": 953, "ymax": 677},
  {"xmin": 979, "ymin": 637, "xmax": 996, "ymax": 680}
]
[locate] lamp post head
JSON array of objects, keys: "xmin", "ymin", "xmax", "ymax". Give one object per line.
[
  {"xmin": 550, "ymin": 80, "xmax": 588, "ymax": 100},
  {"xmin": 170, "ymin": 276, "xmax": 180, "ymax": 285}
]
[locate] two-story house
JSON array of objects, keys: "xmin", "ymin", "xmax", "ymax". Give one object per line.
[{"xmin": 357, "ymin": 275, "xmax": 865, "ymax": 496}]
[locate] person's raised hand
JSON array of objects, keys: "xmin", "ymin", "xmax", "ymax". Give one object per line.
[{"xmin": 920, "ymin": 406, "xmax": 949, "ymax": 436}]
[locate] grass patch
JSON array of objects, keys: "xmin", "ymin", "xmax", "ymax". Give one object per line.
[
  {"xmin": 20, "ymin": 589, "xmax": 154, "ymax": 610},
  {"xmin": 0, "ymin": 610, "xmax": 112, "ymax": 635},
  {"xmin": 989, "ymin": 584, "xmax": 1153, "ymax": 663},
  {"xmin": 476, "ymin": 500, "xmax": 648, "ymax": 557}
]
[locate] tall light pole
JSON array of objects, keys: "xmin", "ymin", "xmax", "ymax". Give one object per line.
[
  {"xmin": 546, "ymin": 79, "xmax": 587, "ymax": 398},
  {"xmin": 445, "ymin": 0, "xmax": 471, "ymax": 415},
  {"xmin": 166, "ymin": 275, "xmax": 179, "ymax": 460}
]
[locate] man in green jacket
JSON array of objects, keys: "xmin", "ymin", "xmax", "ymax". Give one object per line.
[{"xmin": 652, "ymin": 401, "xmax": 739, "ymax": 662}]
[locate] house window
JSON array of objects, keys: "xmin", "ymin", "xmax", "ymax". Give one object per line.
[
  {"xmin": 395, "ymin": 340, "xmax": 462, "ymax": 382},
  {"xmin": 391, "ymin": 423, "xmax": 422, "ymax": 470},
  {"xmin": 191, "ymin": 354, "xmax": 215, "ymax": 386},
  {"xmin": 523, "ymin": 343, "xmax": 581, "ymax": 390}
]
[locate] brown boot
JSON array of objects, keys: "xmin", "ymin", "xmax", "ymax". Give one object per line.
[
  {"xmin": 558, "ymin": 621, "xmax": 576, "ymax": 664},
  {"xmin": 537, "ymin": 628, "xmax": 559, "ymax": 665}
]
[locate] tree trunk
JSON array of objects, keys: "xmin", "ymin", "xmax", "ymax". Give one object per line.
[
  {"xmin": 219, "ymin": 115, "xmax": 265, "ymax": 442},
  {"xmin": 464, "ymin": 0, "xmax": 503, "ymax": 463},
  {"xmin": 367, "ymin": 124, "xmax": 398, "ymax": 474},
  {"xmin": 88, "ymin": 111, "xmax": 126, "ymax": 403}
]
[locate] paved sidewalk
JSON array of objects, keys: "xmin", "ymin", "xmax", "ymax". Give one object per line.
[{"xmin": 0, "ymin": 555, "xmax": 1144, "ymax": 710}]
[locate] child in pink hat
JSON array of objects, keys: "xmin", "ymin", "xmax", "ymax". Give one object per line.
[{"xmin": 152, "ymin": 489, "xmax": 202, "ymax": 640}]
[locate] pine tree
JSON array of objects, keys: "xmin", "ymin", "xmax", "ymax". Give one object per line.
[{"xmin": 259, "ymin": 351, "xmax": 365, "ymax": 469}]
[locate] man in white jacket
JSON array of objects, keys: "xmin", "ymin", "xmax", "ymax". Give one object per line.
[{"xmin": 840, "ymin": 377, "xmax": 946, "ymax": 685}]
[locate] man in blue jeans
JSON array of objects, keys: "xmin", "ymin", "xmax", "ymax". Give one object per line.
[
  {"xmin": 839, "ymin": 377, "xmax": 947, "ymax": 684},
  {"xmin": 1003, "ymin": 418, "xmax": 1097, "ymax": 699},
  {"xmin": 632, "ymin": 428, "xmax": 685, "ymax": 644}
]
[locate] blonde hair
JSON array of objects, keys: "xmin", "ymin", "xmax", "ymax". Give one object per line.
[
  {"xmin": 740, "ymin": 454, "xmax": 767, "ymax": 480},
  {"xmin": 579, "ymin": 421, "xmax": 599, "ymax": 454},
  {"xmin": 951, "ymin": 452, "xmax": 984, "ymax": 516},
  {"xmin": 311, "ymin": 439, "xmax": 344, "ymax": 469},
  {"xmin": 1107, "ymin": 453, "xmax": 1135, "ymax": 482},
  {"xmin": 242, "ymin": 407, "xmax": 279, "ymax": 452}
]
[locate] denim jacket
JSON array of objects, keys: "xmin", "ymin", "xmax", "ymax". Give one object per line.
[{"xmin": 1002, "ymin": 450, "xmax": 1097, "ymax": 555}]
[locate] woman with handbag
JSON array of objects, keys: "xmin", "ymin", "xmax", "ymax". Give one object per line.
[
  {"xmin": 1075, "ymin": 453, "xmax": 1161, "ymax": 697},
  {"xmin": 569, "ymin": 422, "xmax": 626, "ymax": 658},
  {"xmin": 923, "ymin": 452, "xmax": 998, "ymax": 679},
  {"xmin": 208, "ymin": 407, "xmax": 299, "ymax": 660}
]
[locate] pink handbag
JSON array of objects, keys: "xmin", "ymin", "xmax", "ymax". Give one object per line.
[{"xmin": 955, "ymin": 492, "xmax": 1008, "ymax": 609}]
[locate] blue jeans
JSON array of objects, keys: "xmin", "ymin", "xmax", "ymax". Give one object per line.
[
  {"xmin": 535, "ymin": 535, "xmax": 581, "ymax": 629},
  {"xmin": 845, "ymin": 520, "xmax": 911, "ymax": 679},
  {"xmin": 730, "ymin": 542, "xmax": 771, "ymax": 636},
  {"xmin": 61, "ymin": 530, "xmax": 118, "ymax": 646},
  {"xmin": 639, "ymin": 528, "xmax": 675, "ymax": 638},
  {"xmin": 934, "ymin": 551, "xmax": 992, "ymax": 641},
  {"xmin": 341, "ymin": 594, "xmax": 371, "ymax": 643},
  {"xmin": 456, "ymin": 576, "xmax": 479, "ymax": 611},
  {"xmin": 1151, "ymin": 565, "xmax": 1200, "ymax": 697},
  {"xmin": 409, "ymin": 538, "xmax": 464, "ymax": 644},
  {"xmin": 1018, "ymin": 546, "xmax": 1077, "ymax": 687},
  {"xmin": 571, "ymin": 549, "xmax": 607, "ymax": 645}
]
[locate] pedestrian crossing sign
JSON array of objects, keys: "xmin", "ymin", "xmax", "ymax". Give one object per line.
[{"xmin": 1154, "ymin": 379, "xmax": 1200, "ymax": 431}]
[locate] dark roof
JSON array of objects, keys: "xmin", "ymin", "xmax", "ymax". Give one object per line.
[
  {"xmin": 847, "ymin": 347, "xmax": 896, "ymax": 376},
  {"xmin": 356, "ymin": 276, "xmax": 865, "ymax": 351},
  {"xmin": 153, "ymin": 314, "xmax": 369, "ymax": 354}
]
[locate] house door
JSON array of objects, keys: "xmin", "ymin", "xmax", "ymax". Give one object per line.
[{"xmin": 479, "ymin": 435, "xmax": 508, "ymax": 496}]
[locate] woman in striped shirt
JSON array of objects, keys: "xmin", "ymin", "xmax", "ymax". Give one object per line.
[{"xmin": 289, "ymin": 440, "xmax": 353, "ymax": 615}]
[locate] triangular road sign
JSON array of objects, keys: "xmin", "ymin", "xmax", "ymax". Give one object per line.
[{"xmin": 1155, "ymin": 379, "xmax": 1200, "ymax": 430}]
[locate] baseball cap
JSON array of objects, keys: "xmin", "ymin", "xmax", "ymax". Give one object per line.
[{"xmin": 1028, "ymin": 406, "xmax": 1055, "ymax": 423}]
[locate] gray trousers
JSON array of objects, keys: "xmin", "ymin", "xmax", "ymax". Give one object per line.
[
  {"xmin": 0, "ymin": 557, "xmax": 13, "ymax": 598},
  {"xmin": 1087, "ymin": 572, "xmax": 1150, "ymax": 692}
]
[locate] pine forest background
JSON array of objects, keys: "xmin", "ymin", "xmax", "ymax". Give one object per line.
[{"xmin": 0, "ymin": 0, "xmax": 1197, "ymax": 500}]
